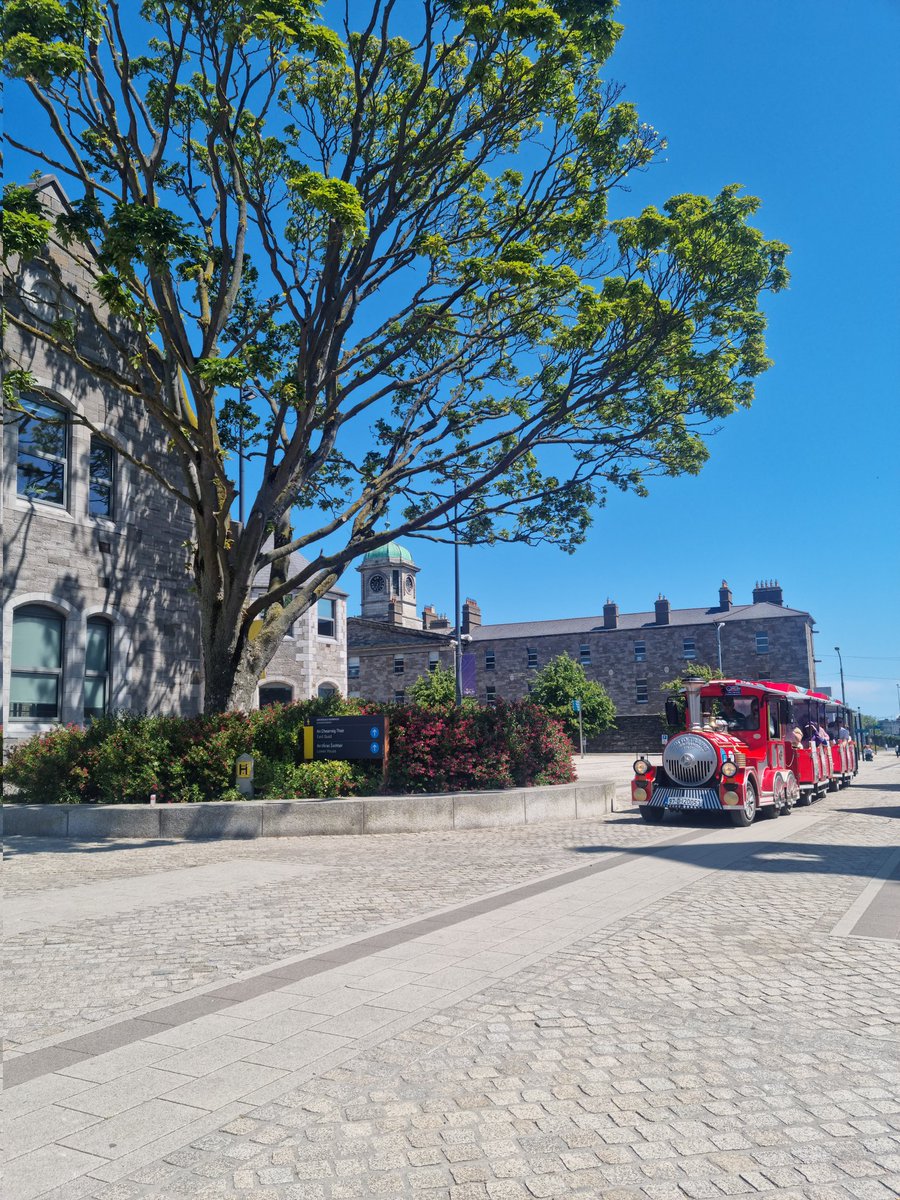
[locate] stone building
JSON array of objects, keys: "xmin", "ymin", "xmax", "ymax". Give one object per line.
[
  {"xmin": 2, "ymin": 176, "xmax": 346, "ymax": 745},
  {"xmin": 347, "ymin": 541, "xmax": 817, "ymax": 717}
]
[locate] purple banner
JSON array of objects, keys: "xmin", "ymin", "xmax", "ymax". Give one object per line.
[{"xmin": 461, "ymin": 652, "xmax": 478, "ymax": 697}]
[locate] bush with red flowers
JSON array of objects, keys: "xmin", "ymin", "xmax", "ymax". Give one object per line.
[{"xmin": 3, "ymin": 697, "xmax": 573, "ymax": 803}]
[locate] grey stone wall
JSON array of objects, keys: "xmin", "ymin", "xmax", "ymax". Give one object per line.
[{"xmin": 347, "ymin": 619, "xmax": 454, "ymax": 702}]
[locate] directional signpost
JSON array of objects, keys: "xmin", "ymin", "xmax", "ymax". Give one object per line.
[
  {"xmin": 302, "ymin": 716, "xmax": 389, "ymax": 781},
  {"xmin": 571, "ymin": 697, "xmax": 584, "ymax": 758}
]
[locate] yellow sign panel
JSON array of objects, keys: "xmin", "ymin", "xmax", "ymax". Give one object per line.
[
  {"xmin": 237, "ymin": 761, "xmax": 252, "ymax": 778},
  {"xmin": 302, "ymin": 726, "xmax": 314, "ymax": 760}
]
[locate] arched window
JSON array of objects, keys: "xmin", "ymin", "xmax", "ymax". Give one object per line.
[
  {"xmin": 317, "ymin": 683, "xmax": 338, "ymax": 699},
  {"xmin": 11, "ymin": 605, "xmax": 64, "ymax": 720},
  {"xmin": 85, "ymin": 617, "xmax": 112, "ymax": 719},
  {"xmin": 259, "ymin": 683, "xmax": 293, "ymax": 707}
]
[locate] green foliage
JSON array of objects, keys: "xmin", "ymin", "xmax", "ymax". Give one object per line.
[
  {"xmin": 660, "ymin": 664, "xmax": 725, "ymax": 695},
  {"xmin": 407, "ymin": 664, "xmax": 457, "ymax": 710},
  {"xmin": 2, "ymin": 0, "xmax": 791, "ymax": 714},
  {"xmin": 3, "ymin": 697, "xmax": 573, "ymax": 802},
  {"xmin": 0, "ymin": 184, "xmax": 51, "ymax": 260},
  {"xmin": 260, "ymin": 758, "xmax": 365, "ymax": 799},
  {"xmin": 527, "ymin": 653, "xmax": 615, "ymax": 739}
]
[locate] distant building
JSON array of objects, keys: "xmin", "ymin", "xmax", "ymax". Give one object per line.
[
  {"xmin": 347, "ymin": 542, "xmax": 817, "ymax": 714},
  {"xmin": 2, "ymin": 176, "xmax": 346, "ymax": 744}
]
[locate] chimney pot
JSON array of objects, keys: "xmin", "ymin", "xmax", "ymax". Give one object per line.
[
  {"xmin": 603, "ymin": 600, "xmax": 619, "ymax": 629},
  {"xmin": 718, "ymin": 580, "xmax": 733, "ymax": 612}
]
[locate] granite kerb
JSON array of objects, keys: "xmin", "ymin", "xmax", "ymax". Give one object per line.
[{"xmin": 2, "ymin": 780, "xmax": 615, "ymax": 840}]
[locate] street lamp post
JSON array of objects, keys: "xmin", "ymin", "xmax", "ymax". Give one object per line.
[
  {"xmin": 715, "ymin": 622, "xmax": 725, "ymax": 673},
  {"xmin": 834, "ymin": 646, "xmax": 846, "ymax": 704},
  {"xmin": 453, "ymin": 498, "xmax": 462, "ymax": 706}
]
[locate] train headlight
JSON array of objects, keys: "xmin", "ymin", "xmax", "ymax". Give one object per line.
[
  {"xmin": 633, "ymin": 786, "xmax": 647, "ymax": 802},
  {"xmin": 722, "ymin": 790, "xmax": 739, "ymax": 806},
  {"xmin": 722, "ymin": 761, "xmax": 738, "ymax": 778},
  {"xmin": 633, "ymin": 758, "xmax": 651, "ymax": 776}
]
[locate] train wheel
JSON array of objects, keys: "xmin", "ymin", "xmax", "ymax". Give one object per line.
[
  {"xmin": 640, "ymin": 807, "xmax": 665, "ymax": 824},
  {"xmin": 796, "ymin": 791, "xmax": 812, "ymax": 807},
  {"xmin": 828, "ymin": 778, "xmax": 839, "ymax": 793},
  {"xmin": 731, "ymin": 783, "xmax": 757, "ymax": 827}
]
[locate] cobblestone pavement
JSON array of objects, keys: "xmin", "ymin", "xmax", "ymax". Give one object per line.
[{"xmin": 3, "ymin": 758, "xmax": 899, "ymax": 1199}]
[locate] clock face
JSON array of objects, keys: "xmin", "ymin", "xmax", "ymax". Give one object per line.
[
  {"xmin": 404, "ymin": 574, "xmax": 415, "ymax": 594},
  {"xmin": 369, "ymin": 574, "xmax": 386, "ymax": 593}
]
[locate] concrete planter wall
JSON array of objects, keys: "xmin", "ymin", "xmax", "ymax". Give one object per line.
[{"xmin": 3, "ymin": 781, "xmax": 615, "ymax": 841}]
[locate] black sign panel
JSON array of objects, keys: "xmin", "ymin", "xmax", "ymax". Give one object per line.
[{"xmin": 313, "ymin": 716, "xmax": 387, "ymax": 761}]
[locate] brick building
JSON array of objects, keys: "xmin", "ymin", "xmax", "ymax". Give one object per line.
[
  {"xmin": 347, "ymin": 542, "xmax": 817, "ymax": 715},
  {"xmin": 2, "ymin": 177, "xmax": 346, "ymax": 745}
]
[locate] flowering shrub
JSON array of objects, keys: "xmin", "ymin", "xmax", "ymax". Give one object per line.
[{"xmin": 4, "ymin": 697, "xmax": 573, "ymax": 803}]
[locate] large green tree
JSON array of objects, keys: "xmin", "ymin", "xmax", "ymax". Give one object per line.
[{"xmin": 1, "ymin": 0, "xmax": 789, "ymax": 712}]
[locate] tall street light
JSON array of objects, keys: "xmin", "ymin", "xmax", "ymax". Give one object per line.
[
  {"xmin": 454, "ymin": 496, "xmax": 462, "ymax": 705},
  {"xmin": 834, "ymin": 646, "xmax": 846, "ymax": 704},
  {"xmin": 715, "ymin": 622, "xmax": 725, "ymax": 673}
]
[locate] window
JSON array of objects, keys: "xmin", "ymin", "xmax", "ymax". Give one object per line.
[
  {"xmin": 84, "ymin": 618, "xmax": 111, "ymax": 719},
  {"xmin": 317, "ymin": 597, "xmax": 336, "ymax": 638},
  {"xmin": 527, "ymin": 648, "xmax": 538, "ymax": 669},
  {"xmin": 682, "ymin": 639, "xmax": 696, "ymax": 660},
  {"xmin": 394, "ymin": 689, "xmax": 405, "ymax": 703},
  {"xmin": 260, "ymin": 683, "xmax": 293, "ymax": 707},
  {"xmin": 318, "ymin": 683, "xmax": 337, "ymax": 699},
  {"xmin": 485, "ymin": 685, "xmax": 497, "ymax": 705},
  {"xmin": 89, "ymin": 437, "xmax": 115, "ymax": 518},
  {"xmin": 10, "ymin": 605, "xmax": 64, "ymax": 720},
  {"xmin": 633, "ymin": 641, "xmax": 646, "ymax": 663},
  {"xmin": 579, "ymin": 644, "xmax": 591, "ymax": 666},
  {"xmin": 17, "ymin": 398, "xmax": 68, "ymax": 506},
  {"xmin": 485, "ymin": 650, "xmax": 495, "ymax": 671},
  {"xmin": 428, "ymin": 651, "xmax": 439, "ymax": 672},
  {"xmin": 636, "ymin": 678, "xmax": 649, "ymax": 705},
  {"xmin": 394, "ymin": 655, "xmax": 405, "ymax": 675},
  {"xmin": 392, "ymin": 569, "xmax": 400, "ymax": 594},
  {"xmin": 348, "ymin": 656, "xmax": 360, "ymax": 679},
  {"xmin": 755, "ymin": 632, "xmax": 769, "ymax": 654}
]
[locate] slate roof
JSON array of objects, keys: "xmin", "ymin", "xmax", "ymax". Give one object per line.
[{"xmin": 468, "ymin": 602, "xmax": 811, "ymax": 642}]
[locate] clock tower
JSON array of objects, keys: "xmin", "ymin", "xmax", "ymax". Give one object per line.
[{"xmin": 358, "ymin": 542, "xmax": 420, "ymax": 628}]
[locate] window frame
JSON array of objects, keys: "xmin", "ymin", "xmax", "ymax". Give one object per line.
[
  {"xmin": 393, "ymin": 655, "xmax": 405, "ymax": 675},
  {"xmin": 484, "ymin": 650, "xmax": 496, "ymax": 671},
  {"xmin": 317, "ymin": 597, "xmax": 336, "ymax": 638},
  {"xmin": 635, "ymin": 678, "xmax": 649, "ymax": 705},
  {"xmin": 633, "ymin": 640, "xmax": 646, "ymax": 663},
  {"xmin": 428, "ymin": 651, "xmax": 440, "ymax": 672},
  {"xmin": 527, "ymin": 648, "xmax": 538, "ymax": 670},
  {"xmin": 84, "ymin": 616, "xmax": 112, "ymax": 720},
  {"xmin": 579, "ymin": 643, "xmax": 591, "ymax": 666},
  {"xmin": 755, "ymin": 631, "xmax": 769, "ymax": 654},
  {"xmin": 259, "ymin": 682, "xmax": 294, "ymax": 707},
  {"xmin": 88, "ymin": 435, "xmax": 116, "ymax": 519},
  {"xmin": 485, "ymin": 684, "xmax": 497, "ymax": 706},
  {"xmin": 10, "ymin": 604, "xmax": 65, "ymax": 722},
  {"xmin": 16, "ymin": 397, "xmax": 69, "ymax": 509},
  {"xmin": 682, "ymin": 638, "xmax": 697, "ymax": 660},
  {"xmin": 348, "ymin": 656, "xmax": 360, "ymax": 679}
]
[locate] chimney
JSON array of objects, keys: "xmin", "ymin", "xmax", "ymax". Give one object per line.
[
  {"xmin": 752, "ymin": 578, "xmax": 784, "ymax": 606},
  {"xmin": 718, "ymin": 579, "xmax": 732, "ymax": 612},
  {"xmin": 603, "ymin": 599, "xmax": 618, "ymax": 630},
  {"xmin": 462, "ymin": 597, "xmax": 482, "ymax": 635},
  {"xmin": 654, "ymin": 594, "xmax": 670, "ymax": 625},
  {"xmin": 422, "ymin": 605, "xmax": 451, "ymax": 631}
]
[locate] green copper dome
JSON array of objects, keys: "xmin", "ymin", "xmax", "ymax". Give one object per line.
[{"xmin": 362, "ymin": 541, "xmax": 414, "ymax": 564}]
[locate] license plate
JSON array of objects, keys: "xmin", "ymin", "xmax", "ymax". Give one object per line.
[{"xmin": 667, "ymin": 797, "xmax": 703, "ymax": 810}]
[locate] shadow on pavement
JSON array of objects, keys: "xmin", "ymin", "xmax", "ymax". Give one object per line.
[{"xmin": 2, "ymin": 838, "xmax": 181, "ymax": 858}]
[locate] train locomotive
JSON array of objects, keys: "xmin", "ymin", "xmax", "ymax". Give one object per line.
[{"xmin": 631, "ymin": 677, "xmax": 857, "ymax": 827}]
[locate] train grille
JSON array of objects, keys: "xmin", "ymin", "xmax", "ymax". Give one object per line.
[{"xmin": 663, "ymin": 734, "xmax": 718, "ymax": 787}]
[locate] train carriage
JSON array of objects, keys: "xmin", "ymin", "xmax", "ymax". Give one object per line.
[{"xmin": 631, "ymin": 677, "xmax": 857, "ymax": 827}]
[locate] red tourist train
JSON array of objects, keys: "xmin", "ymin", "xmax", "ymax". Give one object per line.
[{"xmin": 631, "ymin": 677, "xmax": 858, "ymax": 827}]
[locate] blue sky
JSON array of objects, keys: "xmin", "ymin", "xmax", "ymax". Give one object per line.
[{"xmin": 403, "ymin": 0, "xmax": 900, "ymax": 717}]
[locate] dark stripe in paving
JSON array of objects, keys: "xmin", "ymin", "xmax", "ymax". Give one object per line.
[
  {"xmin": 851, "ymin": 856, "xmax": 900, "ymax": 941},
  {"xmin": 5, "ymin": 826, "xmax": 710, "ymax": 1089}
]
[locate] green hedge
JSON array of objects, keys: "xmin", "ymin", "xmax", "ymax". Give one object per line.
[{"xmin": 3, "ymin": 698, "xmax": 573, "ymax": 804}]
